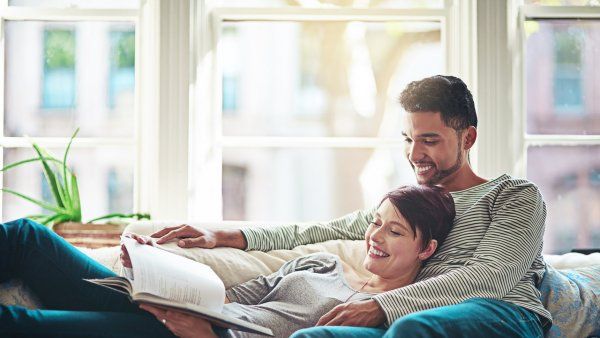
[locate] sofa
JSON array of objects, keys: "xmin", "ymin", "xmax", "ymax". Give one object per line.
[{"xmin": 2, "ymin": 220, "xmax": 599, "ymax": 338}]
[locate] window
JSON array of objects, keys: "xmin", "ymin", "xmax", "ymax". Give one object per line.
[
  {"xmin": 1, "ymin": 3, "xmax": 139, "ymax": 222},
  {"xmin": 189, "ymin": 1, "xmax": 472, "ymax": 222},
  {"xmin": 108, "ymin": 29, "xmax": 135, "ymax": 110},
  {"xmin": 42, "ymin": 28, "xmax": 76, "ymax": 109},
  {"xmin": 521, "ymin": 3, "xmax": 600, "ymax": 253}
]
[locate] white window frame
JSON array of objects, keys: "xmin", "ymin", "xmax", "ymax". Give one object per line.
[
  {"xmin": 188, "ymin": 0, "xmax": 477, "ymax": 221},
  {"xmin": 0, "ymin": 3, "xmax": 141, "ymax": 221},
  {"xmin": 512, "ymin": 3, "xmax": 600, "ymax": 178}
]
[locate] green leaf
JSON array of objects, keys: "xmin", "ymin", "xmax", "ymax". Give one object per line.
[
  {"xmin": 31, "ymin": 143, "xmax": 65, "ymax": 209},
  {"xmin": 70, "ymin": 174, "xmax": 82, "ymax": 222},
  {"xmin": 62, "ymin": 128, "xmax": 79, "ymax": 209},
  {"xmin": 1, "ymin": 188, "xmax": 67, "ymax": 214},
  {"xmin": 38, "ymin": 213, "xmax": 64, "ymax": 226},
  {"xmin": 88, "ymin": 212, "xmax": 151, "ymax": 223},
  {"xmin": 0, "ymin": 157, "xmax": 64, "ymax": 172}
]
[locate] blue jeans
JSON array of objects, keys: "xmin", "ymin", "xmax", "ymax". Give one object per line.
[
  {"xmin": 291, "ymin": 298, "xmax": 544, "ymax": 338},
  {"xmin": 0, "ymin": 218, "xmax": 175, "ymax": 338}
]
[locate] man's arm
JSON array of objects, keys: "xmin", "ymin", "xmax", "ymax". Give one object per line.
[
  {"xmin": 371, "ymin": 183, "xmax": 546, "ymax": 324},
  {"xmin": 241, "ymin": 207, "xmax": 375, "ymax": 251},
  {"xmin": 150, "ymin": 207, "xmax": 375, "ymax": 251}
]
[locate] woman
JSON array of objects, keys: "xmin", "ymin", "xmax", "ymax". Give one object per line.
[{"xmin": 0, "ymin": 185, "xmax": 454, "ymax": 338}]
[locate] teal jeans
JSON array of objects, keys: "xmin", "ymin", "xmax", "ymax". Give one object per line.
[
  {"xmin": 291, "ymin": 298, "xmax": 545, "ymax": 338},
  {"xmin": 0, "ymin": 218, "xmax": 175, "ymax": 338}
]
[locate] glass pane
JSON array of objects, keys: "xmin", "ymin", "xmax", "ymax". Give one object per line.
[
  {"xmin": 222, "ymin": 147, "xmax": 416, "ymax": 221},
  {"xmin": 221, "ymin": 21, "xmax": 442, "ymax": 137},
  {"xmin": 4, "ymin": 21, "xmax": 136, "ymax": 137},
  {"xmin": 527, "ymin": 145, "xmax": 600, "ymax": 254},
  {"xmin": 524, "ymin": 0, "xmax": 600, "ymax": 5},
  {"xmin": 525, "ymin": 19, "xmax": 600, "ymax": 135},
  {"xmin": 9, "ymin": 0, "xmax": 139, "ymax": 9},
  {"xmin": 210, "ymin": 0, "xmax": 443, "ymax": 9},
  {"xmin": 2, "ymin": 147, "xmax": 135, "ymax": 223}
]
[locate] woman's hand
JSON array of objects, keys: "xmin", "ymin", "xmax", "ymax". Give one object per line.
[
  {"xmin": 119, "ymin": 233, "xmax": 154, "ymax": 268},
  {"xmin": 139, "ymin": 303, "xmax": 218, "ymax": 338}
]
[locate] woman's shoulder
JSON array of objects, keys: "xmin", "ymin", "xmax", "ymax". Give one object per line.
[{"xmin": 287, "ymin": 252, "xmax": 343, "ymax": 272}]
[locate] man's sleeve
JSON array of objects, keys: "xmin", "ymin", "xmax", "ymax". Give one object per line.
[
  {"xmin": 241, "ymin": 207, "xmax": 376, "ymax": 251},
  {"xmin": 372, "ymin": 183, "xmax": 546, "ymax": 324}
]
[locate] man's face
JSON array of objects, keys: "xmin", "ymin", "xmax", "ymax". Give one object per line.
[{"xmin": 402, "ymin": 112, "xmax": 464, "ymax": 186}]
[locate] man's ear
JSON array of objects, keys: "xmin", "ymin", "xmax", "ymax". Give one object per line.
[
  {"xmin": 463, "ymin": 126, "xmax": 477, "ymax": 150},
  {"xmin": 418, "ymin": 239, "xmax": 438, "ymax": 261}
]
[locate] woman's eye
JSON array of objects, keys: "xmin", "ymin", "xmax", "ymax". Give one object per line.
[
  {"xmin": 370, "ymin": 221, "xmax": 381, "ymax": 227},
  {"xmin": 391, "ymin": 231, "xmax": 402, "ymax": 236}
]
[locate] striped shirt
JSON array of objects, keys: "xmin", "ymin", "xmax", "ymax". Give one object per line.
[{"xmin": 241, "ymin": 174, "xmax": 552, "ymax": 325}]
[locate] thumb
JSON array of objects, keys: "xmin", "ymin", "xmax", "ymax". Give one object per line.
[{"xmin": 178, "ymin": 237, "xmax": 207, "ymax": 248}]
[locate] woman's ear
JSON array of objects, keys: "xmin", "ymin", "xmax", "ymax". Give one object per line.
[{"xmin": 418, "ymin": 239, "xmax": 438, "ymax": 261}]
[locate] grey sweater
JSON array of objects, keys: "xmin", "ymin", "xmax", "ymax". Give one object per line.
[{"xmin": 222, "ymin": 253, "xmax": 373, "ymax": 338}]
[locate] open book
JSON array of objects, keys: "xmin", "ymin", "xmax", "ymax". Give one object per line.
[{"xmin": 85, "ymin": 237, "xmax": 273, "ymax": 336}]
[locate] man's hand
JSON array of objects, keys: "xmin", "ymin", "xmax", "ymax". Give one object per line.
[
  {"xmin": 316, "ymin": 299, "xmax": 386, "ymax": 327},
  {"xmin": 140, "ymin": 304, "xmax": 217, "ymax": 338},
  {"xmin": 150, "ymin": 224, "xmax": 247, "ymax": 250}
]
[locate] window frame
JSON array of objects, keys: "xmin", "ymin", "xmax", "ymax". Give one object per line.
[
  {"xmin": 189, "ymin": 0, "xmax": 477, "ymax": 221},
  {"xmin": 0, "ymin": 4, "xmax": 141, "ymax": 219},
  {"xmin": 515, "ymin": 4, "xmax": 600, "ymax": 178}
]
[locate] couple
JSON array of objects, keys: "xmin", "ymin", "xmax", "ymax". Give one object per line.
[{"xmin": 0, "ymin": 75, "xmax": 550, "ymax": 337}]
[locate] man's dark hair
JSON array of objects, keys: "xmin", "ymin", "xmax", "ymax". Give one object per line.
[
  {"xmin": 399, "ymin": 75, "xmax": 477, "ymax": 131},
  {"xmin": 379, "ymin": 185, "xmax": 455, "ymax": 251}
]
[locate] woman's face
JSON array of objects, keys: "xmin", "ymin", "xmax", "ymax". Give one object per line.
[{"xmin": 363, "ymin": 198, "xmax": 425, "ymax": 279}]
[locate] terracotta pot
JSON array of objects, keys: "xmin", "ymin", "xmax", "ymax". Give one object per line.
[{"xmin": 53, "ymin": 222, "xmax": 128, "ymax": 249}]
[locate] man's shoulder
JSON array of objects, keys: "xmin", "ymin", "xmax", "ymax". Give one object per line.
[{"xmin": 491, "ymin": 175, "xmax": 542, "ymax": 195}]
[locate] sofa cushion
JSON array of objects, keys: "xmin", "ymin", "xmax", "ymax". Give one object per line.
[
  {"xmin": 155, "ymin": 239, "xmax": 369, "ymax": 288},
  {"xmin": 539, "ymin": 264, "xmax": 600, "ymax": 338}
]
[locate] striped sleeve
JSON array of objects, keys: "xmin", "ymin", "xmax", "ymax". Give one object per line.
[
  {"xmin": 241, "ymin": 207, "xmax": 376, "ymax": 251},
  {"xmin": 372, "ymin": 183, "xmax": 547, "ymax": 324}
]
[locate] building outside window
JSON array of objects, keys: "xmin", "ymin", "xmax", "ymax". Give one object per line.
[
  {"xmin": 190, "ymin": 0, "xmax": 460, "ymax": 223},
  {"xmin": 1, "ymin": 2, "xmax": 138, "ymax": 223},
  {"xmin": 42, "ymin": 28, "xmax": 76, "ymax": 110},
  {"xmin": 522, "ymin": 1, "xmax": 600, "ymax": 253}
]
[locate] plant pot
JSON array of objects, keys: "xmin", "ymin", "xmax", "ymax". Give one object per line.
[{"xmin": 53, "ymin": 222, "xmax": 128, "ymax": 249}]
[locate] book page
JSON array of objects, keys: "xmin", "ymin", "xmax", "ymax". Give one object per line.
[{"xmin": 123, "ymin": 237, "xmax": 225, "ymax": 312}]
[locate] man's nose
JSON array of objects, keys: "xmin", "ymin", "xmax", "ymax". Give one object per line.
[{"xmin": 407, "ymin": 142, "xmax": 424, "ymax": 162}]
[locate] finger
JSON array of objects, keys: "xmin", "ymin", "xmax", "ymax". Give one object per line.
[
  {"xmin": 177, "ymin": 237, "xmax": 207, "ymax": 248},
  {"xmin": 316, "ymin": 307, "xmax": 340, "ymax": 326},
  {"xmin": 150, "ymin": 225, "xmax": 185, "ymax": 238},
  {"xmin": 156, "ymin": 227, "xmax": 196, "ymax": 244}
]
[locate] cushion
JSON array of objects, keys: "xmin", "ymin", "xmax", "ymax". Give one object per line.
[
  {"xmin": 539, "ymin": 264, "xmax": 600, "ymax": 338},
  {"xmin": 155, "ymin": 239, "xmax": 369, "ymax": 288}
]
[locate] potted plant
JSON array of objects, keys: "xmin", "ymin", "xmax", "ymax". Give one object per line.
[{"xmin": 1, "ymin": 129, "xmax": 150, "ymax": 248}]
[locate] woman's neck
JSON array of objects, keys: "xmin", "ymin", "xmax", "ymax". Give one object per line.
[{"xmin": 366, "ymin": 264, "xmax": 421, "ymax": 292}]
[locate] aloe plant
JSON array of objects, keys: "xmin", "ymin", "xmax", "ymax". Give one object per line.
[{"xmin": 1, "ymin": 129, "xmax": 150, "ymax": 227}]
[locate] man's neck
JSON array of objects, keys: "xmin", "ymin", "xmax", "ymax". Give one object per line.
[{"xmin": 438, "ymin": 166, "xmax": 488, "ymax": 192}]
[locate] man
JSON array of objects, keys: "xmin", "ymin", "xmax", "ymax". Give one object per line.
[{"xmin": 152, "ymin": 75, "xmax": 550, "ymax": 337}]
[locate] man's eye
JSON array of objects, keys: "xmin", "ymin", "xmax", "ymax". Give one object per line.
[
  {"xmin": 369, "ymin": 221, "xmax": 381, "ymax": 227},
  {"xmin": 423, "ymin": 140, "xmax": 438, "ymax": 145},
  {"xmin": 403, "ymin": 138, "xmax": 412, "ymax": 144},
  {"xmin": 390, "ymin": 231, "xmax": 401, "ymax": 236}
]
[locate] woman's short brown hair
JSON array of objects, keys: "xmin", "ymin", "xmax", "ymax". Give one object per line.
[{"xmin": 379, "ymin": 185, "xmax": 455, "ymax": 251}]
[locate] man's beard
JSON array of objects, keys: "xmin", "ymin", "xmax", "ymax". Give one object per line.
[{"xmin": 419, "ymin": 139, "xmax": 464, "ymax": 186}]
